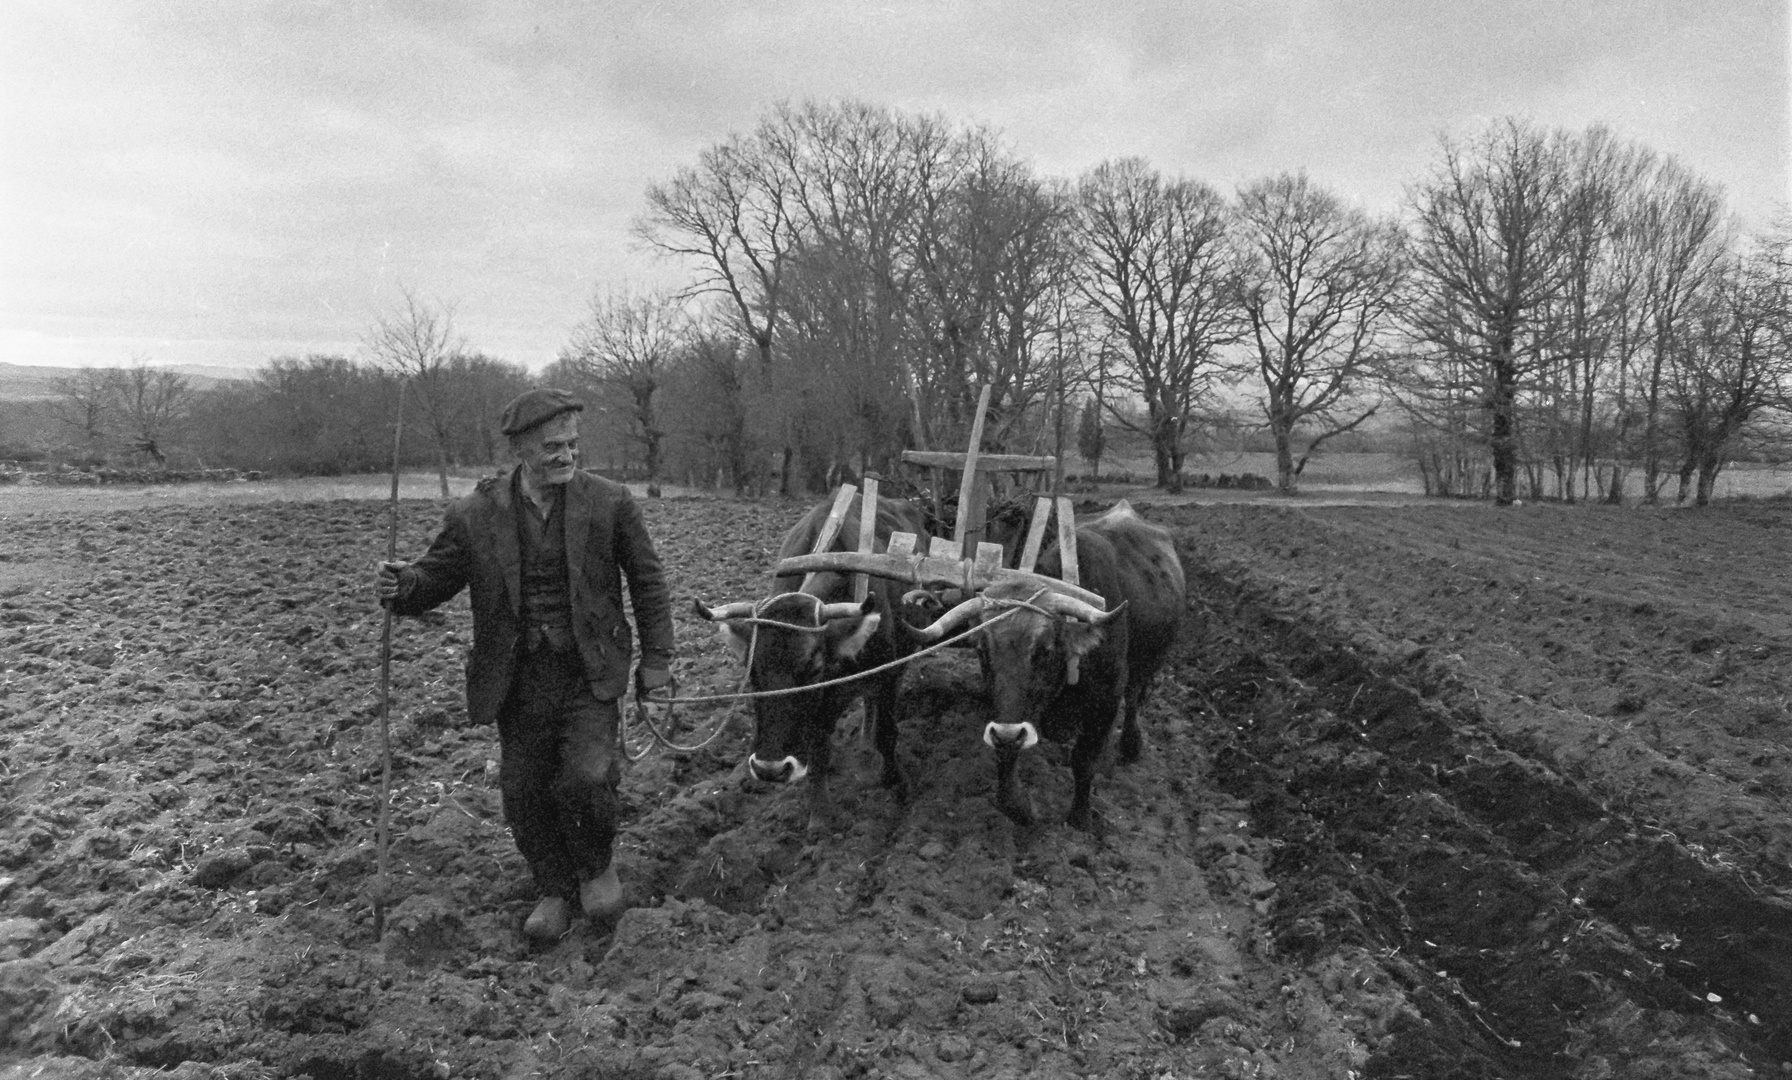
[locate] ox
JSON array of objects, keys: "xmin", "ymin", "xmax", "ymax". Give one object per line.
[
  {"xmin": 904, "ymin": 500, "xmax": 1184, "ymax": 828},
  {"xmin": 695, "ymin": 495, "xmax": 930, "ymax": 831}
]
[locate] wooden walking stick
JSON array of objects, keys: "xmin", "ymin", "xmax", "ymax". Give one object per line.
[{"xmin": 373, "ymin": 379, "xmax": 406, "ymax": 941}]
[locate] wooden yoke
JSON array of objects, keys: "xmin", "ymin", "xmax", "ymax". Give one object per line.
[{"xmin": 775, "ymin": 548, "xmax": 1107, "ymax": 611}]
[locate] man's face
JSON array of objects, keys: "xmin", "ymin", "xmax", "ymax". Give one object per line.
[{"xmin": 516, "ymin": 413, "xmax": 580, "ymax": 486}]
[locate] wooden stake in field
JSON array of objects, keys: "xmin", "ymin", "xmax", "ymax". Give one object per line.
[{"xmin": 373, "ymin": 380, "xmax": 405, "ymax": 941}]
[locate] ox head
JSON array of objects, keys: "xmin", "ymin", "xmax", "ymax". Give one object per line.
[
  {"xmin": 693, "ymin": 592, "xmax": 884, "ymax": 784},
  {"xmin": 903, "ymin": 583, "xmax": 1124, "ymax": 753}
]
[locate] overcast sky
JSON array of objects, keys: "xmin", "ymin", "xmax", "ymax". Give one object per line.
[{"xmin": 2, "ymin": 0, "xmax": 1787, "ymax": 373}]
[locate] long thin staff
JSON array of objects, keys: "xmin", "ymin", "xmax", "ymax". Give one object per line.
[{"xmin": 374, "ymin": 379, "xmax": 406, "ymax": 941}]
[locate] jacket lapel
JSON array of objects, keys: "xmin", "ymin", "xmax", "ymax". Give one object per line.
[
  {"xmin": 488, "ymin": 467, "xmax": 523, "ymax": 616},
  {"xmin": 563, "ymin": 471, "xmax": 591, "ymax": 586}
]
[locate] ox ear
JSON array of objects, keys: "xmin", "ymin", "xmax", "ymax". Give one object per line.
[
  {"xmin": 715, "ymin": 621, "xmax": 751, "ymax": 665},
  {"xmin": 826, "ymin": 595, "xmax": 883, "ymax": 663},
  {"xmin": 1058, "ymin": 619, "xmax": 1105, "ymax": 686}
]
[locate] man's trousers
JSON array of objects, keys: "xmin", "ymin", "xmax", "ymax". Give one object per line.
[{"xmin": 496, "ymin": 644, "xmax": 622, "ymax": 901}]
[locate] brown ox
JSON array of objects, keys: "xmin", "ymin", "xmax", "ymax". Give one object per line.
[{"xmin": 906, "ymin": 501, "xmax": 1184, "ymax": 828}]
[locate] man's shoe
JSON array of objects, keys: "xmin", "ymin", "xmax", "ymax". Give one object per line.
[
  {"xmin": 580, "ymin": 867, "xmax": 626, "ymax": 920},
  {"xmin": 523, "ymin": 896, "xmax": 571, "ymax": 942}
]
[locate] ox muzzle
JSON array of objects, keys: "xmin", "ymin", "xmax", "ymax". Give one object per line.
[
  {"xmin": 983, "ymin": 721, "xmax": 1040, "ymax": 751},
  {"xmin": 747, "ymin": 754, "xmax": 809, "ymax": 784}
]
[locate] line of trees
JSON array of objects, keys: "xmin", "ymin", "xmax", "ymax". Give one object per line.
[
  {"xmin": 615, "ymin": 102, "xmax": 1790, "ymax": 504},
  {"xmin": 1398, "ymin": 120, "xmax": 1792, "ymax": 505},
  {"xmin": 187, "ymin": 347, "xmax": 534, "ymax": 477},
  {"xmin": 34, "ymin": 360, "xmax": 195, "ymax": 467},
  {"xmin": 11, "ymin": 103, "xmax": 1786, "ymax": 505}
]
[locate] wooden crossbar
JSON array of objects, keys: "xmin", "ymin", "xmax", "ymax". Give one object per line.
[
  {"xmin": 900, "ymin": 451, "xmax": 1059, "ymax": 471},
  {"xmin": 775, "ymin": 549, "xmax": 1107, "ymax": 610}
]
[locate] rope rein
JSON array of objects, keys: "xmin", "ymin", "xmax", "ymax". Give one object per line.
[{"xmin": 620, "ymin": 588, "xmax": 1051, "ymax": 759}]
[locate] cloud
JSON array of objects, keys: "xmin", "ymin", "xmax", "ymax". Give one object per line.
[{"xmin": 1, "ymin": 0, "xmax": 1784, "ymax": 372}]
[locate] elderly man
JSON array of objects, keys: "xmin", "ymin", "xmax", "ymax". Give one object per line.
[{"xmin": 377, "ymin": 388, "xmax": 674, "ymax": 942}]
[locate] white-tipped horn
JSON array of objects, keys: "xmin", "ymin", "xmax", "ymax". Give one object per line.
[
  {"xmin": 694, "ymin": 598, "xmax": 755, "ymax": 621},
  {"xmin": 818, "ymin": 600, "xmax": 869, "ymax": 621},
  {"xmin": 904, "ymin": 595, "xmax": 985, "ymax": 641},
  {"xmin": 1042, "ymin": 593, "xmax": 1126, "ymax": 625}
]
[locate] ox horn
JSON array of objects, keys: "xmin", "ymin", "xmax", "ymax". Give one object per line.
[
  {"xmin": 693, "ymin": 598, "xmax": 755, "ymax": 621},
  {"xmin": 903, "ymin": 594, "xmax": 985, "ymax": 641},
  {"xmin": 1042, "ymin": 593, "xmax": 1126, "ymax": 625},
  {"xmin": 817, "ymin": 599, "xmax": 871, "ymax": 622}
]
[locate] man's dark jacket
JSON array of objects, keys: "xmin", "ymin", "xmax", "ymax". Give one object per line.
[{"xmin": 389, "ymin": 468, "xmax": 675, "ymax": 725}]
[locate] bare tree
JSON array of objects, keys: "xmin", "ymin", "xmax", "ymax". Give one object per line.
[
  {"xmin": 1534, "ymin": 128, "xmax": 1653, "ymax": 502},
  {"xmin": 247, "ymin": 355, "xmax": 391, "ymax": 474},
  {"xmin": 675, "ymin": 330, "xmax": 756, "ymax": 493},
  {"xmin": 1405, "ymin": 119, "xmax": 1577, "ymax": 505},
  {"xmin": 111, "ymin": 360, "xmax": 191, "ymax": 466},
  {"xmin": 1074, "ymin": 158, "xmax": 1238, "ymax": 491},
  {"xmin": 1075, "ymin": 394, "xmax": 1105, "ymax": 482},
  {"xmin": 1233, "ymin": 173, "xmax": 1405, "ymax": 493},
  {"xmin": 638, "ymin": 119, "xmax": 804, "ymax": 491},
  {"xmin": 1667, "ymin": 239, "xmax": 1792, "ymax": 504},
  {"xmin": 366, "ymin": 288, "xmax": 463, "ymax": 498},
  {"xmin": 906, "ymin": 127, "xmax": 1074, "ymax": 454},
  {"xmin": 559, "ymin": 290, "xmax": 689, "ymax": 495},
  {"xmin": 442, "ymin": 353, "xmax": 534, "ymax": 468},
  {"xmin": 773, "ymin": 101, "xmax": 931, "ymax": 485},
  {"xmin": 1626, "ymin": 159, "xmax": 1730, "ymax": 503},
  {"xmin": 50, "ymin": 366, "xmax": 119, "ymax": 457},
  {"xmin": 643, "ymin": 100, "xmax": 1081, "ymax": 493}
]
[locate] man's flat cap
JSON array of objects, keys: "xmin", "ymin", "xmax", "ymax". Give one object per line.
[{"xmin": 500, "ymin": 388, "xmax": 585, "ymax": 435}]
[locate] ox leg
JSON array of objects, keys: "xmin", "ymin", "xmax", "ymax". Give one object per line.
[
  {"xmin": 1067, "ymin": 710, "xmax": 1113, "ymax": 831},
  {"xmin": 992, "ymin": 745, "xmax": 1036, "ymax": 826},
  {"xmin": 871, "ymin": 677, "xmax": 910, "ymax": 804},
  {"xmin": 1118, "ymin": 694, "xmax": 1145, "ymax": 765}
]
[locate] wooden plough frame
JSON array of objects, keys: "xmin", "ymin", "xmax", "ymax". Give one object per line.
[{"xmin": 776, "ymin": 385, "xmax": 1098, "ymax": 609}]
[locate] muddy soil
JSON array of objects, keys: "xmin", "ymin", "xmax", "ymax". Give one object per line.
[
  {"xmin": 1165, "ymin": 499, "xmax": 1792, "ymax": 1079},
  {"xmin": 2, "ymin": 492, "xmax": 1789, "ymax": 1078}
]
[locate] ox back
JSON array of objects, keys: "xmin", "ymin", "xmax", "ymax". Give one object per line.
[
  {"xmin": 722, "ymin": 495, "xmax": 930, "ymax": 831},
  {"xmin": 1074, "ymin": 500, "xmax": 1186, "ymax": 760}
]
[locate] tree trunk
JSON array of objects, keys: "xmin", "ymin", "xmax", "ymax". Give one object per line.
[
  {"xmin": 435, "ymin": 446, "xmax": 450, "ymax": 499},
  {"xmin": 1274, "ymin": 426, "xmax": 1296, "ymax": 494},
  {"xmin": 1641, "ymin": 348, "xmax": 1666, "ymax": 506},
  {"xmin": 1489, "ymin": 386, "xmax": 1518, "ymax": 505},
  {"xmin": 1151, "ymin": 434, "xmax": 1174, "ymax": 490},
  {"xmin": 1695, "ymin": 458, "xmax": 1716, "ymax": 506}
]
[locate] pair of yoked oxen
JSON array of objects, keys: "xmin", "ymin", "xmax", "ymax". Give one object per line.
[{"xmin": 696, "ymin": 495, "xmax": 1186, "ymax": 832}]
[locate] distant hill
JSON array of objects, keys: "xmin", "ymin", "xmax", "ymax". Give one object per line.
[{"xmin": 0, "ymin": 362, "xmax": 252, "ymax": 402}]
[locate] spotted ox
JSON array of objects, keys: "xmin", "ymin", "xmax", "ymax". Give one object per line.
[
  {"xmin": 905, "ymin": 500, "xmax": 1184, "ymax": 828},
  {"xmin": 695, "ymin": 496, "xmax": 930, "ymax": 831}
]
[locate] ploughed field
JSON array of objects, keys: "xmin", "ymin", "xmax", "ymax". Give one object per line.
[{"xmin": 2, "ymin": 490, "xmax": 1789, "ymax": 1079}]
